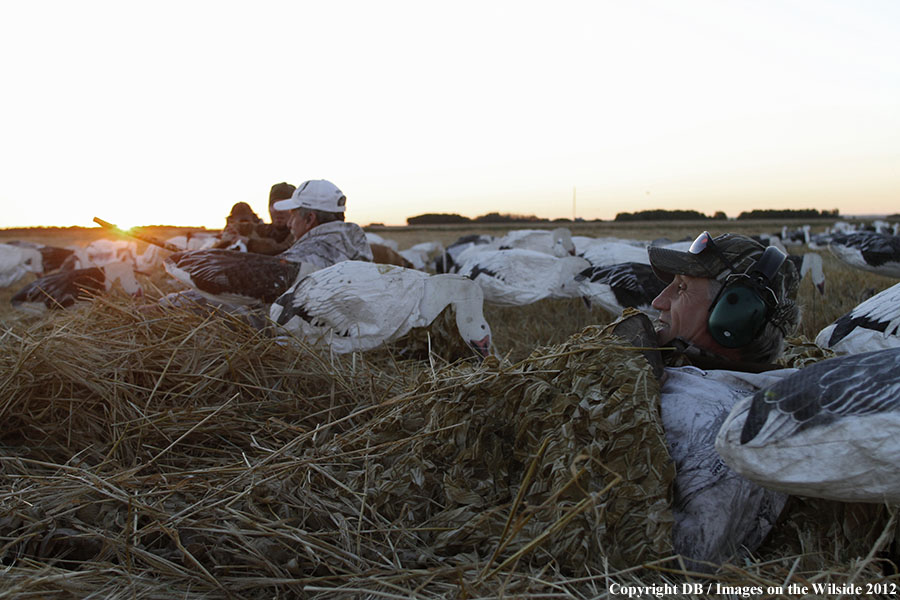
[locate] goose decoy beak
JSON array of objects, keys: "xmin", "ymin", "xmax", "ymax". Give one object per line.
[{"xmin": 469, "ymin": 334, "xmax": 491, "ymax": 358}]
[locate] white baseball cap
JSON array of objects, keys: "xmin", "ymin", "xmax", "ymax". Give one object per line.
[{"xmin": 272, "ymin": 179, "xmax": 346, "ymax": 213}]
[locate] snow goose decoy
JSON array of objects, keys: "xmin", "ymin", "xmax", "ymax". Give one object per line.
[
  {"xmin": 815, "ymin": 281, "xmax": 900, "ymax": 355},
  {"xmin": 6, "ymin": 240, "xmax": 74, "ymax": 274},
  {"xmin": 364, "ymin": 232, "xmax": 399, "ymax": 251},
  {"xmin": 69, "ymin": 239, "xmax": 139, "ymax": 269},
  {"xmin": 165, "ymin": 232, "xmax": 221, "ymax": 251},
  {"xmin": 577, "ymin": 239, "xmax": 650, "ymax": 268},
  {"xmin": 455, "ymin": 248, "xmax": 590, "ymax": 306},
  {"xmin": 434, "ymin": 234, "xmax": 494, "ymax": 273},
  {"xmin": 787, "ymin": 252, "xmax": 825, "ymax": 295},
  {"xmin": 780, "ymin": 224, "xmax": 811, "ymax": 246},
  {"xmin": 270, "ymin": 261, "xmax": 491, "ymax": 356},
  {"xmin": 11, "ymin": 261, "xmax": 142, "ymax": 314},
  {"xmin": 575, "ymin": 262, "xmax": 666, "ymax": 317},
  {"xmin": 398, "ymin": 241, "xmax": 444, "ymax": 271},
  {"xmin": 495, "ymin": 227, "xmax": 576, "ymax": 257},
  {"xmin": 828, "ymin": 231, "xmax": 900, "ymax": 278},
  {"xmin": 164, "ymin": 249, "xmax": 306, "ymax": 306},
  {"xmin": 716, "ymin": 348, "xmax": 900, "ymax": 503},
  {"xmin": 0, "ymin": 243, "xmax": 43, "ymax": 288}
]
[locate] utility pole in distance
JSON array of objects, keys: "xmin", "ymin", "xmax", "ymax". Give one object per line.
[{"xmin": 572, "ymin": 186, "xmax": 576, "ymax": 221}]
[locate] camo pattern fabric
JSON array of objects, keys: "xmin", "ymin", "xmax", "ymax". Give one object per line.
[
  {"xmin": 278, "ymin": 221, "xmax": 373, "ymax": 269},
  {"xmin": 355, "ymin": 309, "xmax": 676, "ymax": 573}
]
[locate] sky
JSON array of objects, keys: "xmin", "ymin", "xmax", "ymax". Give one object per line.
[{"xmin": 1, "ymin": 0, "xmax": 899, "ymax": 230}]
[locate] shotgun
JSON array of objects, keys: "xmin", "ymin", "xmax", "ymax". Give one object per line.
[{"xmin": 93, "ymin": 217, "xmax": 185, "ymax": 253}]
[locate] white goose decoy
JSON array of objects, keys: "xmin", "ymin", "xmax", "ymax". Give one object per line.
[
  {"xmin": 364, "ymin": 232, "xmax": 399, "ymax": 251},
  {"xmin": 11, "ymin": 261, "xmax": 142, "ymax": 314},
  {"xmin": 575, "ymin": 261, "xmax": 666, "ymax": 317},
  {"xmin": 70, "ymin": 239, "xmax": 139, "ymax": 269},
  {"xmin": 0, "ymin": 243, "xmax": 43, "ymax": 288},
  {"xmin": 815, "ymin": 282, "xmax": 900, "ymax": 355},
  {"xmin": 494, "ymin": 227, "xmax": 576, "ymax": 257},
  {"xmin": 6, "ymin": 240, "xmax": 74, "ymax": 273},
  {"xmin": 577, "ymin": 239, "xmax": 650, "ymax": 268},
  {"xmin": 270, "ymin": 261, "xmax": 491, "ymax": 356},
  {"xmin": 398, "ymin": 241, "xmax": 444, "ymax": 272},
  {"xmin": 164, "ymin": 249, "xmax": 306, "ymax": 306},
  {"xmin": 716, "ymin": 348, "xmax": 900, "ymax": 503},
  {"xmin": 780, "ymin": 224, "xmax": 811, "ymax": 246},
  {"xmin": 135, "ymin": 244, "xmax": 166, "ymax": 272},
  {"xmin": 828, "ymin": 231, "xmax": 900, "ymax": 278},
  {"xmin": 787, "ymin": 252, "xmax": 826, "ymax": 295},
  {"xmin": 435, "ymin": 234, "xmax": 494, "ymax": 273},
  {"xmin": 455, "ymin": 249, "xmax": 590, "ymax": 306},
  {"xmin": 165, "ymin": 232, "xmax": 221, "ymax": 251}
]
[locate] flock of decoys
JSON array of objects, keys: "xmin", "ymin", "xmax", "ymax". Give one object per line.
[
  {"xmin": 3, "ymin": 219, "xmax": 900, "ymax": 507},
  {"xmin": 1, "ymin": 222, "xmax": 895, "ymax": 350}
]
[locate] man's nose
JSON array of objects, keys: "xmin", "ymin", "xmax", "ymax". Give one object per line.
[{"xmin": 651, "ymin": 284, "xmax": 672, "ymax": 310}]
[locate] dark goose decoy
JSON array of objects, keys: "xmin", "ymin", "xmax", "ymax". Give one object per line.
[
  {"xmin": 828, "ymin": 231, "xmax": 900, "ymax": 278},
  {"xmin": 11, "ymin": 261, "xmax": 142, "ymax": 314},
  {"xmin": 815, "ymin": 281, "xmax": 900, "ymax": 354},
  {"xmin": 716, "ymin": 348, "xmax": 900, "ymax": 503},
  {"xmin": 6, "ymin": 240, "xmax": 75, "ymax": 274},
  {"xmin": 270, "ymin": 261, "xmax": 491, "ymax": 356},
  {"xmin": 164, "ymin": 249, "xmax": 304, "ymax": 306},
  {"xmin": 575, "ymin": 261, "xmax": 666, "ymax": 317}
]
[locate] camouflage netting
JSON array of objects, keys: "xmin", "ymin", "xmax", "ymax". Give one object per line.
[
  {"xmin": 778, "ymin": 335, "xmax": 837, "ymax": 369},
  {"xmin": 348, "ymin": 318, "xmax": 675, "ymax": 573}
]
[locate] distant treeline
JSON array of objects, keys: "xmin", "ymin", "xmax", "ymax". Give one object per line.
[
  {"xmin": 406, "ymin": 212, "xmax": 583, "ymax": 225},
  {"xmin": 614, "ymin": 209, "xmax": 727, "ymax": 222},
  {"xmin": 613, "ymin": 208, "xmax": 842, "ymax": 222},
  {"xmin": 735, "ymin": 208, "xmax": 840, "ymax": 220}
]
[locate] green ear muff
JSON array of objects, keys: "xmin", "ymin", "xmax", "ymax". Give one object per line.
[
  {"xmin": 706, "ymin": 246, "xmax": 786, "ymax": 349},
  {"xmin": 707, "ymin": 283, "xmax": 769, "ymax": 348}
]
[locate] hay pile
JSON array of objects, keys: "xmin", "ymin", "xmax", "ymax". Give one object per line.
[
  {"xmin": 346, "ymin": 318, "xmax": 674, "ymax": 574},
  {"xmin": 1, "ymin": 293, "xmax": 899, "ymax": 598}
]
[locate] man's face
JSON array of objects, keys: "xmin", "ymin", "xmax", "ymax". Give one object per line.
[
  {"xmin": 651, "ymin": 274, "xmax": 715, "ymax": 346},
  {"xmin": 288, "ymin": 209, "xmax": 316, "ymax": 239},
  {"xmin": 269, "ymin": 205, "xmax": 290, "ymax": 228}
]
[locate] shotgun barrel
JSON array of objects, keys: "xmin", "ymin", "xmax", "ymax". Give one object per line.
[{"xmin": 93, "ymin": 217, "xmax": 184, "ymax": 253}]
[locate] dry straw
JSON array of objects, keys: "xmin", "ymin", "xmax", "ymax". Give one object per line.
[{"xmin": 1, "ymin": 258, "xmax": 899, "ymax": 598}]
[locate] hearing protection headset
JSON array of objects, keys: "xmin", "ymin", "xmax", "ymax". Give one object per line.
[{"xmin": 707, "ymin": 245, "xmax": 786, "ymax": 348}]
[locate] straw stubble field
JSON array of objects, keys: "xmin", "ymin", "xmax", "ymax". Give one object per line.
[{"xmin": 1, "ymin": 221, "xmax": 898, "ymax": 599}]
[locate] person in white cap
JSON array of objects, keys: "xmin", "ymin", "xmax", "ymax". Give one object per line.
[{"xmin": 274, "ymin": 179, "xmax": 373, "ymax": 268}]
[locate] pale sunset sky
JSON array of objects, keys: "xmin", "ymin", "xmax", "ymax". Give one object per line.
[{"xmin": 1, "ymin": 1, "xmax": 898, "ymax": 230}]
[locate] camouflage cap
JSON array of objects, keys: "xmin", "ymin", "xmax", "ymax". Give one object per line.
[
  {"xmin": 648, "ymin": 233, "xmax": 768, "ymax": 284},
  {"xmin": 269, "ymin": 182, "xmax": 296, "ymax": 205},
  {"xmin": 649, "ymin": 232, "xmax": 801, "ymax": 331}
]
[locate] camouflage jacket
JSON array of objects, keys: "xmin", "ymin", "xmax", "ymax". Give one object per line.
[{"xmin": 278, "ymin": 221, "xmax": 373, "ymax": 269}]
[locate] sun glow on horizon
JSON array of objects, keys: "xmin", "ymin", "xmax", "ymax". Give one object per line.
[{"xmin": 2, "ymin": 1, "xmax": 899, "ymax": 230}]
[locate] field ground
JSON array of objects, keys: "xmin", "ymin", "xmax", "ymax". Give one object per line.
[{"xmin": 1, "ymin": 219, "xmax": 899, "ymax": 598}]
